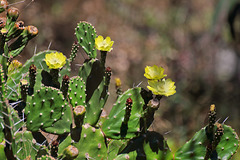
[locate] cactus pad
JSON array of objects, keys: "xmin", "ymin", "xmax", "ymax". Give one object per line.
[
  {"xmin": 14, "ymin": 131, "xmax": 39, "ymax": 159},
  {"xmin": 68, "ymin": 76, "xmax": 86, "ymax": 108},
  {"xmin": 25, "ymin": 86, "xmax": 68, "ymax": 132},
  {"xmin": 43, "ymin": 104, "xmax": 72, "ymax": 135},
  {"xmin": 174, "ymin": 124, "xmax": 239, "ymax": 160},
  {"xmin": 102, "ymin": 87, "xmax": 145, "ymax": 139},
  {"xmin": 73, "ymin": 123, "xmax": 107, "ymax": 159},
  {"xmin": 75, "ymin": 21, "xmax": 97, "ymax": 59},
  {"xmin": 115, "ymin": 131, "xmax": 172, "ymax": 159},
  {"xmin": 79, "ymin": 58, "xmax": 109, "ymax": 126}
]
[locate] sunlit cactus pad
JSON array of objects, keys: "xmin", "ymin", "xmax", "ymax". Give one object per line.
[
  {"xmin": 102, "ymin": 87, "xmax": 146, "ymax": 139},
  {"xmin": 25, "ymin": 86, "xmax": 68, "ymax": 132},
  {"xmin": 174, "ymin": 124, "xmax": 239, "ymax": 160},
  {"xmin": 75, "ymin": 21, "xmax": 97, "ymax": 58}
]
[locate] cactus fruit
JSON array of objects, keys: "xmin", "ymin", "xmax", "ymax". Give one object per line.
[
  {"xmin": 62, "ymin": 145, "xmax": 79, "ymax": 159},
  {"xmin": 73, "ymin": 105, "xmax": 86, "ymax": 128}
]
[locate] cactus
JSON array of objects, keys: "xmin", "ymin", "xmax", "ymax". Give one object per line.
[{"xmin": 0, "ymin": 2, "xmax": 238, "ymax": 159}]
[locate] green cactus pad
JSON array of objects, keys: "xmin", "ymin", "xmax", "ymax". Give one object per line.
[
  {"xmin": 75, "ymin": 21, "xmax": 97, "ymax": 59},
  {"xmin": 14, "ymin": 131, "xmax": 39, "ymax": 160},
  {"xmin": 68, "ymin": 76, "xmax": 86, "ymax": 108},
  {"xmin": 107, "ymin": 139, "xmax": 128, "ymax": 159},
  {"xmin": 114, "ymin": 131, "xmax": 172, "ymax": 160},
  {"xmin": 73, "ymin": 123, "xmax": 107, "ymax": 159},
  {"xmin": 114, "ymin": 153, "xmax": 136, "ymax": 160},
  {"xmin": 102, "ymin": 87, "xmax": 145, "ymax": 139},
  {"xmin": 0, "ymin": 140, "xmax": 6, "ymax": 160},
  {"xmin": 1, "ymin": 102, "xmax": 24, "ymax": 135},
  {"xmin": 10, "ymin": 105, "xmax": 24, "ymax": 134},
  {"xmin": 25, "ymin": 86, "xmax": 68, "ymax": 132},
  {"xmin": 174, "ymin": 124, "xmax": 239, "ymax": 160},
  {"xmin": 216, "ymin": 125, "xmax": 239, "ymax": 159},
  {"xmin": 6, "ymin": 50, "xmax": 70, "ymax": 101},
  {"xmin": 79, "ymin": 58, "xmax": 109, "ymax": 126},
  {"xmin": 43, "ymin": 104, "xmax": 72, "ymax": 135},
  {"xmin": 0, "ymin": 64, "xmax": 6, "ymax": 98},
  {"xmin": 37, "ymin": 155, "xmax": 55, "ymax": 160},
  {"xmin": 58, "ymin": 135, "xmax": 72, "ymax": 157}
]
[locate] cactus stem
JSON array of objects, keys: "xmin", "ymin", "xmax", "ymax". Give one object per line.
[{"xmin": 100, "ymin": 51, "xmax": 107, "ymax": 67}]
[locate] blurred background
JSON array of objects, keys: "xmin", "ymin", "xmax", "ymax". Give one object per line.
[{"xmin": 9, "ymin": 0, "xmax": 240, "ymax": 158}]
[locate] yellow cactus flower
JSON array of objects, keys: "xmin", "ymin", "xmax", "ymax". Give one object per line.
[
  {"xmin": 147, "ymin": 78, "xmax": 176, "ymax": 97},
  {"xmin": 1, "ymin": 28, "xmax": 8, "ymax": 34},
  {"xmin": 8, "ymin": 60, "xmax": 22, "ymax": 74},
  {"xmin": 144, "ymin": 65, "xmax": 166, "ymax": 80},
  {"xmin": 95, "ymin": 35, "xmax": 114, "ymax": 52},
  {"xmin": 115, "ymin": 78, "xmax": 122, "ymax": 87},
  {"xmin": 45, "ymin": 52, "xmax": 66, "ymax": 69}
]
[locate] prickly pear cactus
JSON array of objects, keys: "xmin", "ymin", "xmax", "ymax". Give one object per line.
[{"xmin": 0, "ymin": 1, "xmax": 238, "ymax": 159}]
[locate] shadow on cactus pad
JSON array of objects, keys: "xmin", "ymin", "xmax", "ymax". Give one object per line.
[{"xmin": 116, "ymin": 131, "xmax": 173, "ymax": 159}]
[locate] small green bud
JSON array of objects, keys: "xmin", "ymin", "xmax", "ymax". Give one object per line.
[{"xmin": 63, "ymin": 145, "xmax": 79, "ymax": 159}]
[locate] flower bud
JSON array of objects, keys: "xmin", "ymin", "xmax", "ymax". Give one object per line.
[
  {"xmin": 26, "ymin": 25, "xmax": 38, "ymax": 38},
  {"xmin": 63, "ymin": 145, "xmax": 79, "ymax": 159},
  {"xmin": 0, "ymin": 17, "xmax": 6, "ymax": 28},
  {"xmin": 7, "ymin": 7, "xmax": 19, "ymax": 21},
  {"xmin": 0, "ymin": 0, "xmax": 8, "ymax": 13}
]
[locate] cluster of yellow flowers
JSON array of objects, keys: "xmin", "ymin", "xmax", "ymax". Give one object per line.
[
  {"xmin": 44, "ymin": 35, "xmax": 114, "ymax": 70},
  {"xmin": 44, "ymin": 36, "xmax": 176, "ymax": 98},
  {"xmin": 144, "ymin": 65, "xmax": 176, "ymax": 97}
]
